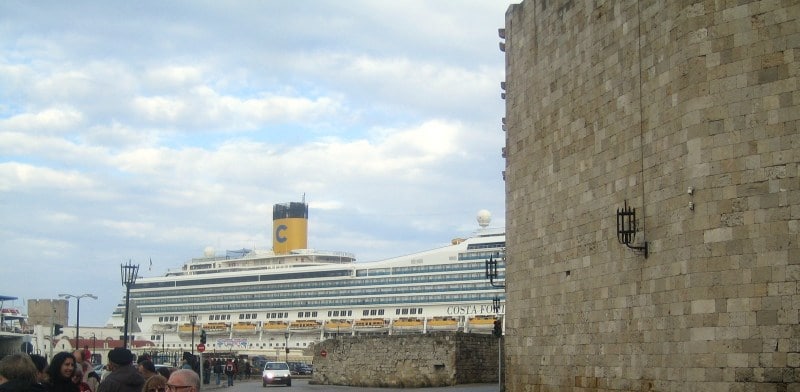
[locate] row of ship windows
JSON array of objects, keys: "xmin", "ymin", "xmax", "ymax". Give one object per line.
[
  {"xmin": 466, "ymin": 242, "xmax": 506, "ymax": 251},
  {"xmin": 133, "ymin": 293, "xmax": 502, "ymax": 315},
  {"xmin": 266, "ymin": 310, "xmax": 353, "ymax": 319},
  {"xmin": 353, "ymin": 258, "xmax": 503, "ymax": 277},
  {"xmin": 136, "ymin": 260, "xmax": 505, "ymax": 292},
  {"xmin": 158, "ymin": 308, "xmax": 416, "ymax": 322},
  {"xmin": 131, "ymin": 281, "xmax": 499, "ymax": 308},
  {"xmin": 132, "ymin": 272, "xmax": 504, "ymax": 301},
  {"xmin": 147, "ymin": 337, "xmax": 310, "ymax": 348}
]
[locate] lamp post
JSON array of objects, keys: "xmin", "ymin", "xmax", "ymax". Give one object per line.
[
  {"xmin": 283, "ymin": 332, "xmax": 289, "ymax": 362},
  {"xmin": 189, "ymin": 314, "xmax": 197, "ymax": 356},
  {"xmin": 58, "ymin": 293, "xmax": 97, "ymax": 351},
  {"xmin": 120, "ymin": 260, "xmax": 140, "ymax": 349},
  {"xmin": 90, "ymin": 333, "xmax": 96, "ymax": 363}
]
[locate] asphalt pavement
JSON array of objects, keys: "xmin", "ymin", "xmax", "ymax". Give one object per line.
[{"xmin": 201, "ymin": 376, "xmax": 501, "ymax": 392}]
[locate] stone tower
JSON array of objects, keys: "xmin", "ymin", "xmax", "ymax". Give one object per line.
[{"xmin": 502, "ymin": 1, "xmax": 798, "ymax": 391}]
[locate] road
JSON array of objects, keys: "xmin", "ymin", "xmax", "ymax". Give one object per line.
[{"xmin": 202, "ymin": 378, "xmax": 500, "ymax": 392}]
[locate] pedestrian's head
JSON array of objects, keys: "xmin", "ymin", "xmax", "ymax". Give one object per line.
[
  {"xmin": 28, "ymin": 354, "xmax": 47, "ymax": 382},
  {"xmin": 137, "ymin": 354, "xmax": 151, "ymax": 365},
  {"xmin": 46, "ymin": 352, "xmax": 76, "ymax": 383},
  {"xmin": 143, "ymin": 375, "xmax": 167, "ymax": 392},
  {"xmin": 72, "ymin": 350, "xmax": 83, "ymax": 363},
  {"xmin": 71, "ymin": 365, "xmax": 83, "ymax": 385},
  {"xmin": 0, "ymin": 353, "xmax": 38, "ymax": 385},
  {"xmin": 108, "ymin": 348, "xmax": 133, "ymax": 368},
  {"xmin": 156, "ymin": 367, "xmax": 171, "ymax": 379},
  {"xmin": 138, "ymin": 360, "xmax": 156, "ymax": 376},
  {"xmin": 167, "ymin": 369, "xmax": 199, "ymax": 392}
]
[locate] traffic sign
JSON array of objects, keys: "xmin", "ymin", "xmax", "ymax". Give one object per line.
[
  {"xmin": 197, "ymin": 343, "xmax": 206, "ymax": 352},
  {"xmin": 320, "ymin": 349, "xmax": 327, "ymax": 358}
]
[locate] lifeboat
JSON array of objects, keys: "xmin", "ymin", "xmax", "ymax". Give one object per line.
[
  {"xmin": 427, "ymin": 316, "xmax": 459, "ymax": 331},
  {"xmin": 262, "ymin": 321, "xmax": 289, "ymax": 333},
  {"xmin": 323, "ymin": 319, "xmax": 352, "ymax": 332},
  {"xmin": 203, "ymin": 322, "xmax": 230, "ymax": 334},
  {"xmin": 178, "ymin": 323, "xmax": 200, "ymax": 335},
  {"xmin": 232, "ymin": 322, "xmax": 257, "ymax": 334},
  {"xmin": 468, "ymin": 315, "xmax": 497, "ymax": 330},
  {"xmin": 353, "ymin": 318, "xmax": 389, "ymax": 332},
  {"xmin": 392, "ymin": 317, "xmax": 423, "ymax": 331},
  {"xmin": 289, "ymin": 320, "xmax": 322, "ymax": 332}
]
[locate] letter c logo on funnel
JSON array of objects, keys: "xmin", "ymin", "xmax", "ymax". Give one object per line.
[{"xmin": 275, "ymin": 224, "xmax": 288, "ymax": 243}]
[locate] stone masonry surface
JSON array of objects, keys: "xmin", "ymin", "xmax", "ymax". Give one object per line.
[
  {"xmin": 309, "ymin": 333, "xmax": 500, "ymax": 388},
  {"xmin": 503, "ymin": 0, "xmax": 798, "ymax": 391}
]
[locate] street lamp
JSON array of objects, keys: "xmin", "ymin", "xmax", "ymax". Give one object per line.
[
  {"xmin": 189, "ymin": 314, "xmax": 197, "ymax": 356},
  {"xmin": 90, "ymin": 333, "xmax": 96, "ymax": 363},
  {"xmin": 283, "ymin": 332, "xmax": 289, "ymax": 362},
  {"xmin": 58, "ymin": 293, "xmax": 97, "ymax": 351},
  {"xmin": 120, "ymin": 260, "xmax": 140, "ymax": 349}
]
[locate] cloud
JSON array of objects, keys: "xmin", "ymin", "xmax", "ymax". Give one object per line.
[
  {"xmin": 0, "ymin": 108, "xmax": 84, "ymax": 133},
  {"xmin": 0, "ymin": 0, "xmax": 511, "ymax": 327},
  {"xmin": 0, "ymin": 162, "xmax": 94, "ymax": 191},
  {"xmin": 131, "ymin": 86, "xmax": 344, "ymax": 130}
]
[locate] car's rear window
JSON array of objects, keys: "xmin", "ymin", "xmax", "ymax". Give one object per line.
[{"xmin": 265, "ymin": 363, "xmax": 289, "ymax": 370}]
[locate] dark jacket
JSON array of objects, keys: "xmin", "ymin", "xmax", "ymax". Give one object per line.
[
  {"xmin": 96, "ymin": 365, "xmax": 144, "ymax": 392},
  {"xmin": 43, "ymin": 379, "xmax": 77, "ymax": 392},
  {"xmin": 0, "ymin": 380, "xmax": 48, "ymax": 392}
]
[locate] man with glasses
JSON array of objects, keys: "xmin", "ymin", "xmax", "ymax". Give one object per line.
[
  {"xmin": 97, "ymin": 348, "xmax": 144, "ymax": 392},
  {"xmin": 166, "ymin": 370, "xmax": 199, "ymax": 392}
]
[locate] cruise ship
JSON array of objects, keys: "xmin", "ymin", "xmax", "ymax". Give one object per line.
[{"xmin": 108, "ymin": 201, "xmax": 505, "ymax": 358}]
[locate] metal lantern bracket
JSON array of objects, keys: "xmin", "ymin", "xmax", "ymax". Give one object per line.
[
  {"xmin": 485, "ymin": 253, "xmax": 506, "ymax": 288},
  {"xmin": 492, "ymin": 295, "xmax": 502, "ymax": 313},
  {"xmin": 616, "ymin": 200, "xmax": 648, "ymax": 258}
]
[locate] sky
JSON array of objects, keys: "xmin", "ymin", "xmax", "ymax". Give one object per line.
[{"xmin": 0, "ymin": 1, "xmax": 512, "ymax": 327}]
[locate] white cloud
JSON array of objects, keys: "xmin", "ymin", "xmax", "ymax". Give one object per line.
[
  {"xmin": 131, "ymin": 86, "xmax": 344, "ymax": 130},
  {"xmin": 143, "ymin": 65, "xmax": 204, "ymax": 90},
  {"xmin": 0, "ymin": 162, "xmax": 94, "ymax": 191},
  {"xmin": 0, "ymin": 0, "xmax": 511, "ymax": 326},
  {"xmin": 0, "ymin": 108, "xmax": 84, "ymax": 133}
]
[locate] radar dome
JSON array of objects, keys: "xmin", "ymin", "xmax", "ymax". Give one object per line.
[
  {"xmin": 477, "ymin": 210, "xmax": 491, "ymax": 228},
  {"xmin": 203, "ymin": 246, "xmax": 215, "ymax": 258}
]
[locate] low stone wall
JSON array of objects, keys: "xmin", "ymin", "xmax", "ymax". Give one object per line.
[{"xmin": 310, "ymin": 333, "xmax": 499, "ymax": 388}]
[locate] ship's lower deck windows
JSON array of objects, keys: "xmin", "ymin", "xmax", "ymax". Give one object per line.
[{"xmin": 123, "ymin": 293, "xmax": 504, "ymax": 315}]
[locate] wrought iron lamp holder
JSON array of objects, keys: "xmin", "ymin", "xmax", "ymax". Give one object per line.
[
  {"xmin": 616, "ymin": 200, "xmax": 648, "ymax": 258},
  {"xmin": 484, "ymin": 253, "xmax": 506, "ymax": 288}
]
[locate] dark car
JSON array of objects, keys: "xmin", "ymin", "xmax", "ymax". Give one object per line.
[
  {"xmin": 295, "ymin": 364, "xmax": 312, "ymax": 375},
  {"xmin": 262, "ymin": 361, "xmax": 291, "ymax": 387}
]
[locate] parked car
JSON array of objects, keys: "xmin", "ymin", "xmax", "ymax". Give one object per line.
[
  {"xmin": 295, "ymin": 364, "xmax": 312, "ymax": 375},
  {"xmin": 262, "ymin": 361, "xmax": 291, "ymax": 387}
]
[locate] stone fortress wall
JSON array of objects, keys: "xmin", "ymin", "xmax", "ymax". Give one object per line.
[
  {"xmin": 310, "ymin": 333, "xmax": 500, "ymax": 388},
  {"xmin": 502, "ymin": 0, "xmax": 797, "ymax": 391}
]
